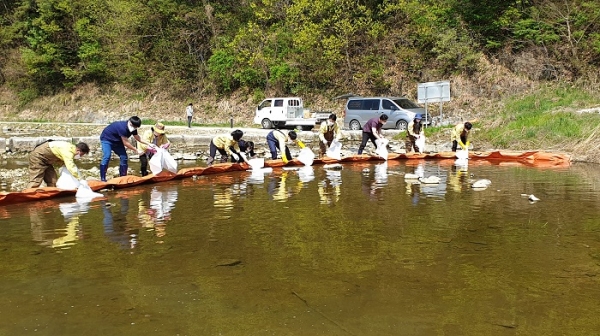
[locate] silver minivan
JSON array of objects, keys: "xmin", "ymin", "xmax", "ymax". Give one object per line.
[{"xmin": 343, "ymin": 97, "xmax": 427, "ymax": 131}]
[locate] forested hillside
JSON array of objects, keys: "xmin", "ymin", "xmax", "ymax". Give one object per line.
[{"xmin": 0, "ymin": 0, "xmax": 599, "ymax": 120}]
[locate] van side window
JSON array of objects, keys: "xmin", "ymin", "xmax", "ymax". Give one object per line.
[
  {"xmin": 347, "ymin": 100, "xmax": 362, "ymax": 110},
  {"xmin": 274, "ymin": 100, "xmax": 284, "ymax": 107},
  {"xmin": 364, "ymin": 99, "xmax": 380, "ymax": 110},
  {"xmin": 382, "ymin": 99, "xmax": 393, "ymax": 109},
  {"xmin": 289, "ymin": 99, "xmax": 300, "ymax": 107}
]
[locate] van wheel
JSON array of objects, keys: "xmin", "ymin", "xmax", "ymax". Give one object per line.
[
  {"xmin": 396, "ymin": 120, "xmax": 408, "ymax": 131},
  {"xmin": 349, "ymin": 120, "xmax": 361, "ymax": 130},
  {"xmin": 261, "ymin": 119, "xmax": 273, "ymax": 129}
]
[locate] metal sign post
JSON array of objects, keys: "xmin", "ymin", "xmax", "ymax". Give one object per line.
[{"xmin": 417, "ymin": 81, "xmax": 451, "ymax": 127}]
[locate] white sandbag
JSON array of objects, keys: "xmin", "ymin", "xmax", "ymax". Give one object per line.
[
  {"xmin": 248, "ymin": 158, "xmax": 265, "ymax": 170},
  {"xmin": 297, "ymin": 147, "xmax": 315, "ymax": 166},
  {"xmin": 456, "ymin": 149, "xmax": 469, "ymax": 160},
  {"xmin": 149, "ymin": 149, "xmax": 163, "ymax": 175},
  {"xmin": 149, "ymin": 148, "xmax": 178, "ymax": 175},
  {"xmin": 75, "ymin": 180, "xmax": 104, "ymax": 200},
  {"xmin": 375, "ymin": 139, "xmax": 389, "ymax": 160},
  {"xmin": 415, "ymin": 135, "xmax": 425, "ymax": 153},
  {"xmin": 326, "ymin": 140, "xmax": 342, "ymax": 160},
  {"xmin": 56, "ymin": 166, "xmax": 80, "ymax": 190},
  {"xmin": 162, "ymin": 150, "xmax": 178, "ymax": 173}
]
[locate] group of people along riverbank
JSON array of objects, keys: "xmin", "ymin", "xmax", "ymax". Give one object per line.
[{"xmin": 25, "ymin": 114, "xmax": 473, "ymax": 190}]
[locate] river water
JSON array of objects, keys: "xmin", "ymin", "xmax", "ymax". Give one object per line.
[{"xmin": 1, "ymin": 160, "xmax": 600, "ymax": 335}]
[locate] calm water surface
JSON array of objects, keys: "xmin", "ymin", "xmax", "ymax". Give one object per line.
[{"xmin": 1, "ymin": 160, "xmax": 600, "ymax": 335}]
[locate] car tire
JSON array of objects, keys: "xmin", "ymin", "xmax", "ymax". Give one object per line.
[
  {"xmin": 349, "ymin": 120, "xmax": 361, "ymax": 131},
  {"xmin": 396, "ymin": 120, "xmax": 408, "ymax": 131},
  {"xmin": 261, "ymin": 118, "xmax": 273, "ymax": 129}
]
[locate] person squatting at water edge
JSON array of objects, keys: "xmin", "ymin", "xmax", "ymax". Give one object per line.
[
  {"xmin": 451, "ymin": 121, "xmax": 473, "ymax": 152},
  {"xmin": 207, "ymin": 129, "xmax": 249, "ymax": 166},
  {"xmin": 318, "ymin": 113, "xmax": 342, "ymax": 158},
  {"xmin": 357, "ymin": 114, "xmax": 388, "ymax": 155},
  {"xmin": 266, "ymin": 129, "xmax": 306, "ymax": 164},
  {"xmin": 137, "ymin": 122, "xmax": 171, "ymax": 176},
  {"xmin": 405, "ymin": 114, "xmax": 424, "ymax": 153},
  {"xmin": 27, "ymin": 140, "xmax": 90, "ymax": 189},
  {"xmin": 231, "ymin": 140, "xmax": 256, "ymax": 163},
  {"xmin": 99, "ymin": 116, "xmax": 156, "ymax": 182}
]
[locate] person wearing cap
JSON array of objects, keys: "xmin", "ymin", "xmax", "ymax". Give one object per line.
[
  {"xmin": 318, "ymin": 113, "xmax": 342, "ymax": 158},
  {"xmin": 357, "ymin": 114, "xmax": 388, "ymax": 155},
  {"xmin": 207, "ymin": 129, "xmax": 249, "ymax": 166},
  {"xmin": 99, "ymin": 116, "xmax": 155, "ymax": 181},
  {"xmin": 27, "ymin": 141, "xmax": 90, "ymax": 189},
  {"xmin": 405, "ymin": 114, "xmax": 424, "ymax": 153},
  {"xmin": 266, "ymin": 130, "xmax": 305, "ymax": 164},
  {"xmin": 451, "ymin": 121, "xmax": 473, "ymax": 152},
  {"xmin": 137, "ymin": 122, "xmax": 171, "ymax": 176}
]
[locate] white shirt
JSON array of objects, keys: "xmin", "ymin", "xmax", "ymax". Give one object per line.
[{"xmin": 186, "ymin": 105, "xmax": 194, "ymax": 116}]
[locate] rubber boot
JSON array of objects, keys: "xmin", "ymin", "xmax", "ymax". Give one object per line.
[
  {"xmin": 119, "ymin": 164, "xmax": 128, "ymax": 177},
  {"xmin": 207, "ymin": 157, "xmax": 214, "ymax": 166},
  {"xmin": 100, "ymin": 164, "xmax": 108, "ymax": 182}
]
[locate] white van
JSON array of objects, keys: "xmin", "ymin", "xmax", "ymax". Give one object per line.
[{"xmin": 253, "ymin": 97, "xmax": 318, "ymax": 131}]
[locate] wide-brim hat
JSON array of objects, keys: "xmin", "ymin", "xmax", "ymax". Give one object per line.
[{"xmin": 153, "ymin": 122, "xmax": 166, "ymax": 134}]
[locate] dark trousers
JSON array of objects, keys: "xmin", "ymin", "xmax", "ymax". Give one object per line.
[
  {"xmin": 267, "ymin": 132, "xmax": 292, "ymax": 160},
  {"xmin": 139, "ymin": 153, "xmax": 154, "ymax": 176},
  {"xmin": 208, "ymin": 141, "xmax": 228, "ymax": 165},
  {"xmin": 357, "ymin": 132, "xmax": 378, "ymax": 155},
  {"xmin": 451, "ymin": 135, "xmax": 468, "ymax": 152},
  {"xmin": 405, "ymin": 135, "xmax": 419, "ymax": 153},
  {"xmin": 187, "ymin": 116, "xmax": 192, "ymax": 128}
]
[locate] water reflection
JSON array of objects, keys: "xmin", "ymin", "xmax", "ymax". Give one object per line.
[
  {"xmin": 138, "ymin": 185, "xmax": 178, "ymax": 242},
  {"xmin": 268, "ymin": 171, "xmax": 303, "ymax": 202},
  {"xmin": 448, "ymin": 164, "xmax": 470, "ymax": 193},
  {"xmin": 319, "ymin": 169, "xmax": 342, "ymax": 205},
  {"xmin": 29, "ymin": 200, "xmax": 89, "ymax": 249},
  {"xmin": 102, "ymin": 198, "xmax": 135, "ymax": 249}
]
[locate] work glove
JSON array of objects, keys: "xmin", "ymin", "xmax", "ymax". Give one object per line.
[
  {"xmin": 465, "ymin": 141, "xmax": 470, "ymax": 148},
  {"xmin": 322, "ymin": 138, "xmax": 328, "ymax": 145},
  {"xmin": 161, "ymin": 143, "xmax": 170, "ymax": 149},
  {"xmin": 282, "ymin": 157, "xmax": 289, "ymax": 164},
  {"xmin": 459, "ymin": 142, "xmax": 467, "ymax": 150},
  {"xmin": 297, "ymin": 140, "xmax": 306, "ymax": 149},
  {"xmin": 137, "ymin": 149, "xmax": 145, "ymax": 155},
  {"xmin": 240, "ymin": 152, "xmax": 247, "ymax": 162},
  {"xmin": 231, "ymin": 153, "xmax": 240, "ymax": 161}
]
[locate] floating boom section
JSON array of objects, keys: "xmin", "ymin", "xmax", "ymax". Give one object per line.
[{"xmin": 0, "ymin": 151, "xmax": 570, "ymax": 205}]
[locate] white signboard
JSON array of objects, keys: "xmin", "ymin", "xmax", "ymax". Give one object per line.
[{"xmin": 418, "ymin": 81, "xmax": 451, "ymax": 103}]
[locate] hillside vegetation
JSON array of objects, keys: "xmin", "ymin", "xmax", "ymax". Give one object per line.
[{"xmin": 1, "ymin": 0, "xmax": 600, "ymax": 159}]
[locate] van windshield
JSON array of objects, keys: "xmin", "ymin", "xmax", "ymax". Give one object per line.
[{"xmin": 393, "ymin": 99, "xmax": 418, "ymax": 109}]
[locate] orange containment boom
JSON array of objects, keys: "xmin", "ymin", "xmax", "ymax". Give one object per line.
[{"xmin": 0, "ymin": 151, "xmax": 570, "ymax": 205}]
